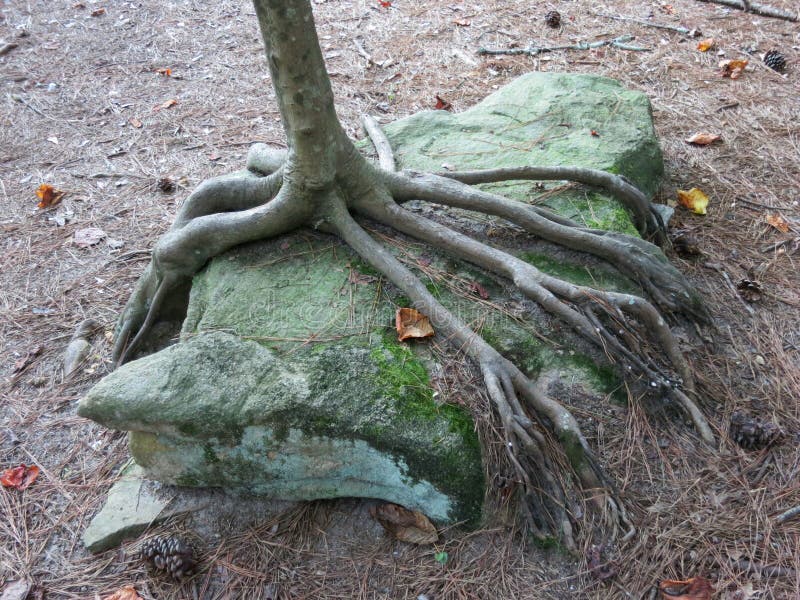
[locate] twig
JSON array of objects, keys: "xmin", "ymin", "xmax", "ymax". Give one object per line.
[
  {"xmin": 695, "ymin": 0, "xmax": 798, "ymax": 22},
  {"xmin": 593, "ymin": 12, "xmax": 696, "ymax": 35},
  {"xmin": 730, "ymin": 558, "xmax": 797, "ymax": 578},
  {"xmin": 0, "ymin": 42, "xmax": 19, "ymax": 56},
  {"xmin": 774, "ymin": 504, "xmax": 800, "ymax": 525},
  {"xmin": 478, "ymin": 35, "xmax": 650, "ymax": 57}
]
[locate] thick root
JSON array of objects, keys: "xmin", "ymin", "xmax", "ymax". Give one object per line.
[
  {"xmin": 113, "ymin": 171, "xmax": 304, "ymax": 365},
  {"xmin": 324, "ymin": 196, "xmax": 634, "ymax": 545},
  {"xmin": 384, "ymin": 170, "xmax": 707, "ymax": 322},
  {"xmin": 350, "ymin": 192, "xmax": 711, "ymax": 442},
  {"xmin": 439, "ymin": 166, "xmax": 666, "ymax": 243}
]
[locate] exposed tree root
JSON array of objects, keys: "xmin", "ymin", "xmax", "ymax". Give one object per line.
[{"xmin": 111, "ymin": 104, "xmax": 712, "ymax": 547}]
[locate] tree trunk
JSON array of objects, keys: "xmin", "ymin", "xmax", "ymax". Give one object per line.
[{"xmin": 253, "ymin": 0, "xmax": 357, "ymax": 190}]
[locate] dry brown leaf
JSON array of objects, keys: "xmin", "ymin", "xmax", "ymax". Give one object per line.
[
  {"xmin": 720, "ymin": 59, "xmax": 748, "ymax": 79},
  {"xmin": 685, "ymin": 132, "xmax": 721, "ymax": 146},
  {"xmin": 74, "ymin": 227, "xmax": 107, "ymax": 248},
  {"xmin": 371, "ymin": 503, "xmax": 438, "ymax": 544},
  {"xmin": 434, "ymin": 95, "xmax": 452, "ymax": 111},
  {"xmin": 696, "ymin": 38, "xmax": 715, "ymax": 52},
  {"xmin": 453, "ymin": 18, "xmax": 471, "ymax": 26},
  {"xmin": 677, "ymin": 188, "xmax": 709, "ymax": 215},
  {"xmin": 102, "ymin": 585, "xmax": 144, "ymax": 600},
  {"xmin": 35, "ymin": 183, "xmax": 65, "ymax": 209},
  {"xmin": 1, "ymin": 464, "xmax": 40, "ymax": 490},
  {"xmin": 90, "ymin": 7, "xmax": 106, "ymax": 17},
  {"xmin": 155, "ymin": 98, "xmax": 178, "ymax": 111},
  {"xmin": 395, "ymin": 308, "xmax": 435, "ymax": 341},
  {"xmin": 766, "ymin": 213, "xmax": 790, "ymax": 233},
  {"xmin": 659, "ymin": 576, "xmax": 714, "ymax": 600},
  {"xmin": 128, "ymin": 117, "xmax": 142, "ymax": 128}
]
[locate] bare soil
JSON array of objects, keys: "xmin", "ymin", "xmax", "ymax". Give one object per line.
[{"xmin": 1, "ymin": 1, "xmax": 799, "ymax": 598}]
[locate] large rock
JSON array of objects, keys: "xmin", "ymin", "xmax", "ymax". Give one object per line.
[{"xmin": 80, "ymin": 73, "xmax": 665, "ymax": 531}]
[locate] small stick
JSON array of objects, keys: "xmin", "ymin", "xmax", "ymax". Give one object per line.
[
  {"xmin": 0, "ymin": 42, "xmax": 19, "ymax": 56},
  {"xmin": 695, "ymin": 0, "xmax": 798, "ymax": 22},
  {"xmin": 593, "ymin": 12, "xmax": 695, "ymax": 34},
  {"xmin": 774, "ymin": 504, "xmax": 800, "ymax": 525},
  {"xmin": 730, "ymin": 558, "xmax": 797, "ymax": 578},
  {"xmin": 479, "ymin": 35, "xmax": 650, "ymax": 57}
]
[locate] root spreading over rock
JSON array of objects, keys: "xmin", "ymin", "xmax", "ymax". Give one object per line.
[{"xmin": 110, "ymin": 0, "xmax": 712, "ymax": 550}]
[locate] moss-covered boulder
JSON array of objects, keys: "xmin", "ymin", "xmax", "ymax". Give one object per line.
[{"xmin": 80, "ymin": 72, "xmax": 664, "ymax": 528}]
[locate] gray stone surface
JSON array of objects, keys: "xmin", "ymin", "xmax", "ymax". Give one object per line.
[
  {"xmin": 83, "ymin": 465, "xmax": 196, "ymax": 553},
  {"xmin": 80, "ymin": 73, "xmax": 666, "ymax": 537}
]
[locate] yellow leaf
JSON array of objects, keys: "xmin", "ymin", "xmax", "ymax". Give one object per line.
[
  {"xmin": 719, "ymin": 59, "xmax": 748, "ymax": 79},
  {"xmin": 685, "ymin": 132, "xmax": 721, "ymax": 146},
  {"xmin": 766, "ymin": 213, "xmax": 790, "ymax": 233},
  {"xmin": 35, "ymin": 183, "xmax": 65, "ymax": 209},
  {"xmin": 697, "ymin": 38, "xmax": 715, "ymax": 52},
  {"xmin": 677, "ymin": 188, "xmax": 709, "ymax": 215}
]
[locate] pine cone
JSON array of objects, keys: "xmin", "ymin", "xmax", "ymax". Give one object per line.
[
  {"xmin": 763, "ymin": 49, "xmax": 786, "ymax": 72},
  {"xmin": 141, "ymin": 536, "xmax": 196, "ymax": 580},
  {"xmin": 544, "ymin": 10, "xmax": 561, "ymax": 28},
  {"xmin": 730, "ymin": 411, "xmax": 783, "ymax": 450}
]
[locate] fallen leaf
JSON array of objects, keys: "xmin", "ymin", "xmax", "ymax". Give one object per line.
[
  {"xmin": 371, "ymin": 503, "xmax": 438, "ymax": 544},
  {"xmin": 0, "ymin": 580, "xmax": 31, "ymax": 600},
  {"xmin": 659, "ymin": 576, "xmax": 714, "ymax": 600},
  {"xmin": 766, "ymin": 213, "xmax": 790, "ymax": 233},
  {"xmin": 696, "ymin": 38, "xmax": 715, "ymax": 52},
  {"xmin": 720, "ymin": 59, "xmax": 748, "ymax": 79},
  {"xmin": 102, "ymin": 585, "xmax": 144, "ymax": 600},
  {"xmin": 90, "ymin": 7, "xmax": 106, "ymax": 16},
  {"xmin": 156, "ymin": 67, "xmax": 172, "ymax": 76},
  {"xmin": 128, "ymin": 117, "xmax": 142, "ymax": 128},
  {"xmin": 469, "ymin": 281, "xmax": 489, "ymax": 300},
  {"xmin": 1, "ymin": 464, "xmax": 40, "ymax": 490},
  {"xmin": 155, "ymin": 98, "xmax": 178, "ymax": 111},
  {"xmin": 685, "ymin": 132, "xmax": 721, "ymax": 146},
  {"xmin": 434, "ymin": 95, "xmax": 452, "ymax": 111},
  {"xmin": 395, "ymin": 308, "xmax": 435, "ymax": 341},
  {"xmin": 35, "ymin": 183, "xmax": 65, "ymax": 209},
  {"xmin": 677, "ymin": 188, "xmax": 709, "ymax": 215},
  {"xmin": 74, "ymin": 227, "xmax": 106, "ymax": 248},
  {"xmin": 12, "ymin": 345, "xmax": 43, "ymax": 374},
  {"xmin": 454, "ymin": 18, "xmax": 471, "ymax": 26}
]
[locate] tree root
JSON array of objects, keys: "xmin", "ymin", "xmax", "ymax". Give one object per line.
[
  {"xmin": 112, "ymin": 171, "xmax": 304, "ymax": 365},
  {"xmin": 110, "ymin": 116, "xmax": 713, "ymax": 547},
  {"xmin": 324, "ymin": 195, "xmax": 633, "ymax": 548},
  {"xmin": 358, "ymin": 117, "xmax": 711, "ymax": 441}
]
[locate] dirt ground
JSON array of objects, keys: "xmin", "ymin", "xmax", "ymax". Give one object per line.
[{"xmin": 2, "ymin": 0, "xmax": 799, "ymax": 598}]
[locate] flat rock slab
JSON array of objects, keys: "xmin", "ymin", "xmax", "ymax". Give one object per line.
[
  {"xmin": 80, "ymin": 73, "xmax": 665, "ymax": 543},
  {"xmin": 83, "ymin": 465, "xmax": 195, "ymax": 553}
]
